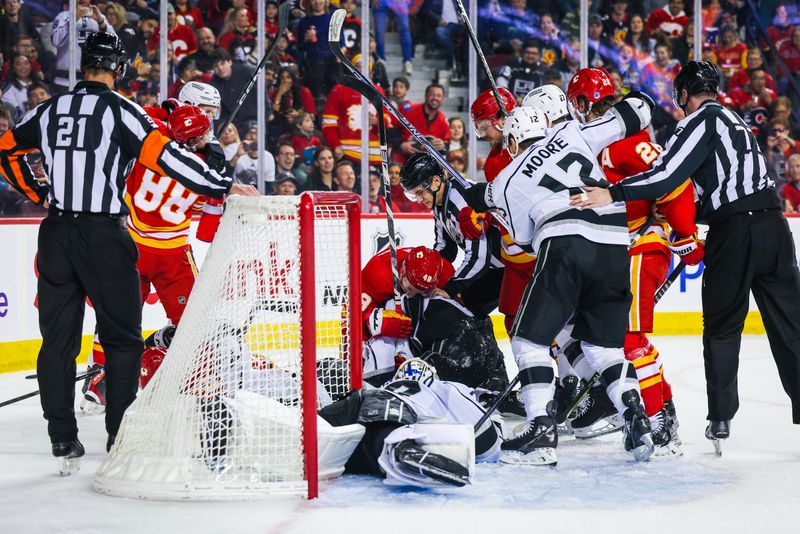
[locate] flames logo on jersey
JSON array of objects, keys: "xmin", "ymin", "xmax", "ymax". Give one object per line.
[{"xmin": 347, "ymin": 102, "xmax": 377, "ymax": 132}]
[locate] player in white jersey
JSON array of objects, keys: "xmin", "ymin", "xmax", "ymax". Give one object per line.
[
  {"xmin": 464, "ymin": 91, "xmax": 657, "ymax": 465},
  {"xmin": 318, "ymin": 358, "xmax": 501, "ymax": 488}
]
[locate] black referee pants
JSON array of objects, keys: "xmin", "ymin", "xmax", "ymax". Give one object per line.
[
  {"xmin": 36, "ymin": 212, "xmax": 143, "ymax": 443},
  {"xmin": 702, "ymin": 209, "xmax": 800, "ymax": 424}
]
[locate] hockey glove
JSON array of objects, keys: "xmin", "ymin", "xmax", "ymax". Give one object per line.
[
  {"xmin": 368, "ymin": 309, "xmax": 413, "ymax": 339},
  {"xmin": 668, "ymin": 231, "xmax": 704, "ymax": 265},
  {"xmin": 203, "ymin": 141, "xmax": 227, "ymax": 174},
  {"xmin": 458, "ymin": 207, "xmax": 488, "ymax": 240},
  {"xmin": 623, "ymin": 90, "xmax": 655, "ymax": 113},
  {"xmin": 161, "ymin": 98, "xmax": 184, "ymax": 115}
]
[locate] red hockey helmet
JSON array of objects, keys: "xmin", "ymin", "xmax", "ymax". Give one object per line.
[
  {"xmin": 167, "ymin": 104, "xmax": 211, "ymax": 149},
  {"xmin": 140, "ymin": 346, "xmax": 166, "ymax": 389},
  {"xmin": 567, "ymin": 67, "xmax": 615, "ymax": 122},
  {"xmin": 400, "ymin": 246, "xmax": 444, "ymax": 294},
  {"xmin": 470, "ymin": 87, "xmax": 516, "ymax": 138}
]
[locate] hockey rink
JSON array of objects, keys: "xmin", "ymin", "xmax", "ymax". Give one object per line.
[{"xmin": 1, "ymin": 335, "xmax": 797, "ymax": 534}]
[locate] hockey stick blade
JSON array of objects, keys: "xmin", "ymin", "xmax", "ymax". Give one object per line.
[
  {"xmin": 4, "ymin": 369, "xmax": 101, "ymax": 408},
  {"xmin": 328, "ymin": 9, "xmax": 469, "ymax": 189},
  {"xmin": 215, "ymin": 1, "xmax": 291, "ymax": 137}
]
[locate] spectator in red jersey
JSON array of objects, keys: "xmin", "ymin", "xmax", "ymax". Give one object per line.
[
  {"xmin": 268, "ymin": 67, "xmax": 315, "ymax": 143},
  {"xmin": 716, "ymin": 25, "xmax": 747, "ymax": 81},
  {"xmin": 274, "ymin": 35, "xmax": 297, "ymax": 67},
  {"xmin": 781, "ymin": 154, "xmax": 800, "ymax": 213},
  {"xmin": 776, "ymin": 26, "xmax": 800, "ymax": 89},
  {"xmin": 729, "ymin": 67, "xmax": 776, "ymax": 113},
  {"xmin": 398, "ymin": 83, "xmax": 450, "ymax": 162},
  {"xmin": 265, "ymin": 1, "xmax": 280, "ymax": 40},
  {"xmin": 339, "ymin": 0, "xmax": 362, "ymax": 58},
  {"xmin": 149, "ymin": 3, "xmax": 198, "ymax": 63},
  {"xmin": 728, "ymin": 47, "xmax": 778, "ymax": 94},
  {"xmin": 645, "ymin": 0, "xmax": 688, "ymax": 39},
  {"xmin": 0, "ymin": 36, "xmax": 43, "ymax": 88},
  {"xmin": 218, "ymin": 7, "xmax": 257, "ymax": 61},
  {"xmin": 389, "ymin": 76, "xmax": 413, "ymax": 114},
  {"xmin": 766, "ymin": 3, "xmax": 795, "ymax": 49},
  {"xmin": 291, "ymin": 111, "xmax": 323, "ymax": 163},
  {"xmin": 174, "ymin": 0, "xmax": 204, "ymax": 29},
  {"xmin": 766, "ymin": 117, "xmax": 800, "ymax": 191}
]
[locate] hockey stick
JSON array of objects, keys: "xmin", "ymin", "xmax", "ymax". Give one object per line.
[
  {"xmin": 450, "ymin": 0, "xmax": 507, "ymax": 118},
  {"xmin": 214, "ymin": 1, "xmax": 291, "ymax": 138},
  {"xmin": 1, "ymin": 369, "xmax": 101, "ymax": 408},
  {"xmin": 328, "ymin": 9, "xmax": 470, "ymax": 189},
  {"xmin": 329, "ymin": 19, "xmax": 402, "ymax": 303},
  {"xmin": 474, "ymin": 214, "xmax": 662, "ymax": 431}
]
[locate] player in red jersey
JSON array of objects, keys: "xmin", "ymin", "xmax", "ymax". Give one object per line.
[
  {"xmin": 459, "ymin": 87, "xmax": 537, "ymax": 334},
  {"xmin": 566, "ymin": 68, "xmax": 701, "ymax": 454}
]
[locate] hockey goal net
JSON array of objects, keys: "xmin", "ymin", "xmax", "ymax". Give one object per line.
[{"xmin": 94, "ymin": 193, "xmax": 362, "ymax": 500}]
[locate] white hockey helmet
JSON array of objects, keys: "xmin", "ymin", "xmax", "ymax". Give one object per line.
[
  {"xmin": 502, "ymin": 106, "xmax": 547, "ymax": 158},
  {"xmin": 522, "ymin": 85, "xmax": 568, "ymax": 126},
  {"xmin": 179, "ymin": 81, "xmax": 221, "ymax": 119}
]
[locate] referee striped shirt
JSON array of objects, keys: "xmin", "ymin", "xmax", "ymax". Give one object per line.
[
  {"xmin": 0, "ymin": 81, "xmax": 231, "ymax": 213},
  {"xmin": 434, "ymin": 177, "xmax": 503, "ymax": 296},
  {"xmin": 609, "ymin": 100, "xmax": 778, "ymax": 221}
]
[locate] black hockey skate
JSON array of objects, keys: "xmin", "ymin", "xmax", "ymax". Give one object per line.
[
  {"xmin": 571, "ymin": 385, "xmax": 623, "ymax": 439},
  {"xmin": 500, "ymin": 415, "xmax": 558, "ymax": 466},
  {"xmin": 395, "ymin": 439, "xmax": 471, "ymax": 487},
  {"xmin": 52, "ymin": 439, "xmax": 85, "ymax": 476},
  {"xmin": 622, "ymin": 390, "xmax": 654, "ymax": 462},
  {"xmin": 649, "ymin": 408, "xmax": 682, "ymax": 458},
  {"xmin": 705, "ymin": 420, "xmax": 730, "ymax": 457},
  {"xmin": 664, "ymin": 399, "xmax": 681, "ymax": 445}
]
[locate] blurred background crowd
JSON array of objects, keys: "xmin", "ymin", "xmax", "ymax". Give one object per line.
[{"xmin": 1, "ymin": 0, "xmax": 799, "ymax": 216}]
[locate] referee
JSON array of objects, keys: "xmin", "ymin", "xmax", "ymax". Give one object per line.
[
  {"xmin": 571, "ymin": 61, "xmax": 800, "ymax": 447},
  {"xmin": 0, "ymin": 32, "xmax": 257, "ymax": 473}
]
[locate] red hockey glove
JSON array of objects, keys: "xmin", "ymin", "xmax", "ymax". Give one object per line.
[
  {"xmin": 458, "ymin": 207, "xmax": 487, "ymax": 240},
  {"xmin": 161, "ymin": 98, "xmax": 184, "ymax": 115},
  {"xmin": 368, "ymin": 309, "xmax": 413, "ymax": 339},
  {"xmin": 668, "ymin": 231, "xmax": 704, "ymax": 266}
]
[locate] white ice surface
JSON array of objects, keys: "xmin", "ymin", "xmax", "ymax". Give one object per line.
[{"xmin": 1, "ymin": 336, "xmax": 798, "ymax": 534}]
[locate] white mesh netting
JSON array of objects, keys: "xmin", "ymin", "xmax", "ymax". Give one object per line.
[{"xmin": 94, "ymin": 194, "xmax": 357, "ymax": 500}]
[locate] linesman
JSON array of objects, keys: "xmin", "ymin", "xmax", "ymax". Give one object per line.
[
  {"xmin": 571, "ymin": 61, "xmax": 800, "ymax": 448},
  {"xmin": 0, "ymin": 32, "xmax": 257, "ymax": 473}
]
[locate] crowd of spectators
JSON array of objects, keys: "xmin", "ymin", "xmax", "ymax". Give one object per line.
[{"xmin": 0, "ymin": 0, "xmax": 799, "ymax": 216}]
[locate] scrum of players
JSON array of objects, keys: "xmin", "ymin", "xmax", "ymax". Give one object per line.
[{"xmin": 81, "ymin": 69, "xmax": 705, "ymax": 489}]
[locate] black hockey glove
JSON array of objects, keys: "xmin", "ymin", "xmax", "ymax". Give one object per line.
[
  {"xmin": 203, "ymin": 141, "xmax": 227, "ymax": 174},
  {"xmin": 623, "ymin": 90, "xmax": 655, "ymax": 113}
]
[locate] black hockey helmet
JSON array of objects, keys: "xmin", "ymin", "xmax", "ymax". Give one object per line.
[
  {"xmin": 400, "ymin": 153, "xmax": 444, "ymax": 194},
  {"xmin": 81, "ymin": 31, "xmax": 126, "ymax": 79},
  {"xmin": 672, "ymin": 60, "xmax": 720, "ymax": 111},
  {"xmin": 427, "ymin": 321, "xmax": 502, "ymax": 388}
]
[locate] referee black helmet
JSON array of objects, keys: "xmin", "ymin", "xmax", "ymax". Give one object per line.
[
  {"xmin": 672, "ymin": 60, "xmax": 720, "ymax": 110},
  {"xmin": 400, "ymin": 153, "xmax": 443, "ymax": 192},
  {"xmin": 81, "ymin": 31, "xmax": 126, "ymax": 79}
]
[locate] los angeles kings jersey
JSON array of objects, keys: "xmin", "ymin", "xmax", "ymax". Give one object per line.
[{"xmin": 485, "ymin": 98, "xmax": 651, "ymax": 253}]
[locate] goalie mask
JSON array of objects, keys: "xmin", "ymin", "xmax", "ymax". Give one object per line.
[
  {"xmin": 522, "ymin": 85, "xmax": 568, "ymax": 125},
  {"xmin": 394, "ymin": 358, "xmax": 438, "ymax": 386},
  {"xmin": 502, "ymin": 107, "xmax": 547, "ymax": 158}
]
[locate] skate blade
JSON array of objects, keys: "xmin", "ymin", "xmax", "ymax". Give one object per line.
[
  {"xmin": 573, "ymin": 417, "xmax": 624, "ymax": 439},
  {"xmin": 58, "ymin": 456, "xmax": 81, "ymax": 476},
  {"xmin": 630, "ymin": 433, "xmax": 655, "ymax": 462},
  {"xmin": 710, "ymin": 438, "xmax": 723, "ymax": 457},
  {"xmin": 500, "ymin": 448, "xmax": 557, "ymax": 467},
  {"xmin": 556, "ymin": 422, "xmax": 574, "ymax": 436}
]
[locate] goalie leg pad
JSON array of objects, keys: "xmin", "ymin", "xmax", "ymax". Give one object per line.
[
  {"xmin": 357, "ymin": 389, "xmax": 418, "ymax": 425},
  {"xmin": 379, "ymin": 423, "xmax": 475, "ymax": 488}
]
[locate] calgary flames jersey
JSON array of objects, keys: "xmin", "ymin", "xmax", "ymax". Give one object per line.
[
  {"xmin": 322, "ymin": 83, "xmax": 382, "ymax": 165},
  {"xmin": 124, "ymin": 112, "xmax": 206, "ymax": 254},
  {"xmin": 484, "ymin": 145, "xmax": 535, "ymax": 269},
  {"xmin": 599, "ymin": 130, "xmax": 697, "ymax": 257},
  {"xmin": 361, "ymin": 247, "xmax": 455, "ymax": 333}
]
